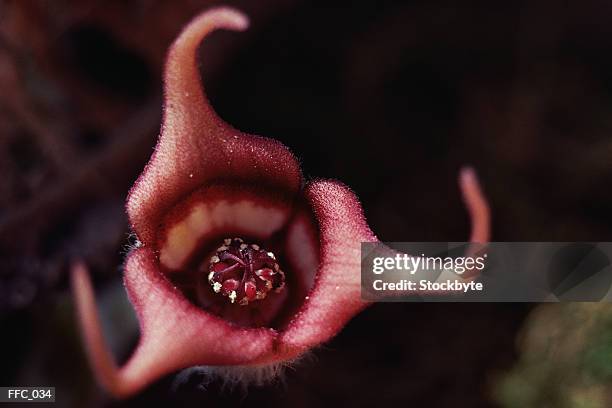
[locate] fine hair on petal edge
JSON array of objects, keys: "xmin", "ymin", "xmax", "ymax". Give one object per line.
[{"xmin": 172, "ymin": 352, "xmax": 315, "ymax": 393}]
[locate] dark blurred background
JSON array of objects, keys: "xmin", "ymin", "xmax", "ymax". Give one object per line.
[{"xmin": 2, "ymin": 0, "xmax": 612, "ymax": 406}]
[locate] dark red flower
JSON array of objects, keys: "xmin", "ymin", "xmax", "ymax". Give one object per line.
[{"xmin": 72, "ymin": 7, "xmax": 490, "ymax": 397}]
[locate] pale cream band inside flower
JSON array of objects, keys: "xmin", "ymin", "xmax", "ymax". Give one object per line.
[
  {"xmin": 159, "ymin": 198, "xmax": 289, "ymax": 270},
  {"xmin": 285, "ymin": 213, "xmax": 319, "ymax": 288}
]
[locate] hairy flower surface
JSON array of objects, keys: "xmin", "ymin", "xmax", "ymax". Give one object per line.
[{"xmin": 72, "ymin": 6, "xmax": 490, "ymax": 398}]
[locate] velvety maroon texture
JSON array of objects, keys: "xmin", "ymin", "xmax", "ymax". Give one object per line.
[
  {"xmin": 72, "ymin": 6, "xmax": 490, "ymax": 399},
  {"xmin": 126, "ymin": 7, "xmax": 302, "ymax": 247}
]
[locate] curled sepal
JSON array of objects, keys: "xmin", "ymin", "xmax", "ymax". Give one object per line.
[
  {"xmin": 127, "ymin": 7, "xmax": 302, "ymax": 246},
  {"xmin": 71, "ymin": 3, "xmax": 493, "ymax": 397},
  {"xmin": 72, "ymin": 168, "xmax": 490, "ymax": 397},
  {"xmin": 281, "ymin": 168, "xmax": 490, "ymax": 349},
  {"xmin": 459, "ymin": 167, "xmax": 490, "ymax": 244},
  {"xmin": 72, "ymin": 250, "xmax": 279, "ymax": 398}
]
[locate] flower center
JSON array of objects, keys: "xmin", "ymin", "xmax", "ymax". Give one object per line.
[{"xmin": 206, "ymin": 238, "xmax": 286, "ymax": 306}]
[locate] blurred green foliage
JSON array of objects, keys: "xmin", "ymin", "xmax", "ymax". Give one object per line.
[{"xmin": 495, "ymin": 304, "xmax": 612, "ymax": 408}]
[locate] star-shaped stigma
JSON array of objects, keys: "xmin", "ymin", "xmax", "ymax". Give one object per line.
[{"xmin": 206, "ymin": 238, "xmax": 286, "ymax": 305}]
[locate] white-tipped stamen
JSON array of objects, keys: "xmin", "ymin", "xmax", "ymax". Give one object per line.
[{"xmin": 206, "ymin": 238, "xmax": 286, "ymax": 306}]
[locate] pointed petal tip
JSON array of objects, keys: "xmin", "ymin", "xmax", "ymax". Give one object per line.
[
  {"xmin": 72, "ymin": 253, "xmax": 282, "ymax": 399},
  {"xmin": 128, "ymin": 5, "xmax": 302, "ymax": 246},
  {"xmin": 459, "ymin": 165, "xmax": 476, "ymax": 183},
  {"xmin": 189, "ymin": 7, "xmax": 250, "ymax": 33},
  {"xmin": 458, "ymin": 166, "xmax": 491, "ymax": 243},
  {"xmin": 71, "ymin": 261, "xmax": 125, "ymax": 397}
]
